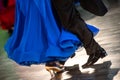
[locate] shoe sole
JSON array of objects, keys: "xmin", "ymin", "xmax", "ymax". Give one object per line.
[
  {"xmin": 45, "ymin": 66, "xmax": 64, "ymax": 73},
  {"xmin": 82, "ymin": 53, "xmax": 107, "ymax": 68}
]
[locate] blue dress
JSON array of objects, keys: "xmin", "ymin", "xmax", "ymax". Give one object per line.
[{"xmin": 4, "ymin": 0, "xmax": 99, "ymax": 66}]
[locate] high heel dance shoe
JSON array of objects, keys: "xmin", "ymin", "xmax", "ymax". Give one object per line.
[{"xmin": 45, "ymin": 61, "xmax": 64, "ymax": 80}]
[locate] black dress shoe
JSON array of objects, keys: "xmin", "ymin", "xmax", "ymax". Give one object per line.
[
  {"xmin": 89, "ymin": 47, "xmax": 107, "ymax": 64},
  {"xmin": 82, "ymin": 54, "xmax": 94, "ymax": 68},
  {"xmin": 82, "ymin": 47, "xmax": 107, "ymax": 68}
]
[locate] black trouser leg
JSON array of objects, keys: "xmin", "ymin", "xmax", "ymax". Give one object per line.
[
  {"xmin": 51, "ymin": 0, "xmax": 101, "ymax": 55},
  {"xmin": 2, "ymin": 0, "xmax": 8, "ymax": 7}
]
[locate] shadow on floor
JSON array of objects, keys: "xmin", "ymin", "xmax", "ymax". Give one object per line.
[{"xmin": 64, "ymin": 61, "xmax": 119, "ymax": 80}]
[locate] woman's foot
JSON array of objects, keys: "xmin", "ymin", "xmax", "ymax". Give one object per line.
[{"xmin": 45, "ymin": 61, "xmax": 64, "ymax": 79}]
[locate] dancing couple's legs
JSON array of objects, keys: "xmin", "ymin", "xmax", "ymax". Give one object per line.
[
  {"xmin": 45, "ymin": 0, "xmax": 107, "ymax": 79},
  {"xmin": 51, "ymin": 0, "xmax": 107, "ymax": 68}
]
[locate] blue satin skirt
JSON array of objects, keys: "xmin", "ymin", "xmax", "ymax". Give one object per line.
[{"xmin": 4, "ymin": 0, "xmax": 99, "ymax": 66}]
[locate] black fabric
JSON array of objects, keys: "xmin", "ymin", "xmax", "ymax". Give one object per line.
[
  {"xmin": 51, "ymin": 0, "xmax": 101, "ymax": 55},
  {"xmin": 79, "ymin": 0, "xmax": 108, "ymax": 16},
  {"xmin": 2, "ymin": 0, "xmax": 8, "ymax": 7}
]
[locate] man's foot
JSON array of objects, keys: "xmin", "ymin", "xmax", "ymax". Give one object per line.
[
  {"xmin": 82, "ymin": 54, "xmax": 94, "ymax": 68},
  {"xmin": 82, "ymin": 47, "xmax": 107, "ymax": 68}
]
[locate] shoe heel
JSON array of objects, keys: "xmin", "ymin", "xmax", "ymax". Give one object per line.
[
  {"xmin": 45, "ymin": 67, "xmax": 55, "ymax": 79},
  {"xmin": 45, "ymin": 65, "xmax": 64, "ymax": 80}
]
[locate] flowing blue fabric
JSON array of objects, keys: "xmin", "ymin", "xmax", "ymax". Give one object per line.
[{"xmin": 4, "ymin": 0, "xmax": 99, "ymax": 66}]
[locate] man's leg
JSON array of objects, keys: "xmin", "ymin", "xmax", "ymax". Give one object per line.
[{"xmin": 52, "ymin": 0, "xmax": 107, "ymax": 68}]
